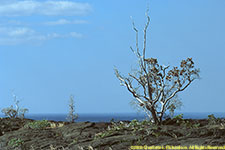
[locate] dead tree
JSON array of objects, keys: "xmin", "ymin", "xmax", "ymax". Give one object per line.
[
  {"xmin": 114, "ymin": 14, "xmax": 200, "ymax": 125},
  {"xmin": 67, "ymin": 95, "xmax": 78, "ymax": 123}
]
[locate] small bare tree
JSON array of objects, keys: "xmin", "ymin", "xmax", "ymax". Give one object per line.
[
  {"xmin": 67, "ymin": 95, "xmax": 78, "ymax": 123},
  {"xmin": 1, "ymin": 93, "xmax": 28, "ymax": 119},
  {"xmin": 114, "ymin": 13, "xmax": 200, "ymax": 125}
]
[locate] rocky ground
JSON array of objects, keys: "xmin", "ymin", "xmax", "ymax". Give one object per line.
[{"xmin": 0, "ymin": 116, "xmax": 225, "ymax": 150}]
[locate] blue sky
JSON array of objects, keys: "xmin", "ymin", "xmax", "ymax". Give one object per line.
[{"xmin": 0, "ymin": 0, "xmax": 225, "ymax": 114}]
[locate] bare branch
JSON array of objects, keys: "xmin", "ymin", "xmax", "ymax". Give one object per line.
[
  {"xmin": 179, "ymin": 78, "xmax": 194, "ymax": 91},
  {"xmin": 143, "ymin": 14, "xmax": 150, "ymax": 61},
  {"xmin": 115, "ymin": 67, "xmax": 146, "ymax": 105},
  {"xmin": 128, "ymin": 73, "xmax": 148, "ymax": 98},
  {"xmin": 130, "ymin": 16, "xmax": 141, "ymax": 57},
  {"xmin": 161, "ymin": 78, "xmax": 194, "ymax": 116}
]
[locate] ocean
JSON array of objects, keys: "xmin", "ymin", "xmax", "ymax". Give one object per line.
[{"xmin": 1, "ymin": 112, "xmax": 225, "ymax": 122}]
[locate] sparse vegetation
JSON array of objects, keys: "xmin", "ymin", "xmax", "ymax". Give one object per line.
[
  {"xmin": 8, "ymin": 137, "xmax": 24, "ymax": 149},
  {"xmin": 95, "ymin": 119, "xmax": 158, "ymax": 140},
  {"xmin": 173, "ymin": 113, "xmax": 185, "ymax": 124},
  {"xmin": 208, "ymin": 114, "xmax": 219, "ymax": 125},
  {"xmin": 171, "ymin": 114, "xmax": 200, "ymax": 129},
  {"xmin": 0, "ymin": 116, "xmax": 225, "ymax": 149},
  {"xmin": 24, "ymin": 120, "xmax": 51, "ymax": 129},
  {"xmin": 94, "ymin": 114, "xmax": 203, "ymax": 141}
]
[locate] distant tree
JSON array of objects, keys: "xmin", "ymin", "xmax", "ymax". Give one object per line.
[
  {"xmin": 1, "ymin": 93, "xmax": 28, "ymax": 119},
  {"xmin": 67, "ymin": 95, "xmax": 78, "ymax": 123},
  {"xmin": 114, "ymin": 12, "xmax": 200, "ymax": 125}
]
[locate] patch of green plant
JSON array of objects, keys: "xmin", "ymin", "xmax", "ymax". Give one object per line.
[
  {"xmin": 193, "ymin": 123, "xmax": 201, "ymax": 128},
  {"xmin": 173, "ymin": 113, "xmax": 188, "ymax": 127},
  {"xmin": 208, "ymin": 114, "xmax": 221, "ymax": 125},
  {"xmin": 172, "ymin": 114, "xmax": 200, "ymax": 129},
  {"xmin": 128, "ymin": 119, "xmax": 149, "ymax": 132},
  {"xmin": 72, "ymin": 138, "xmax": 79, "ymax": 144},
  {"xmin": 8, "ymin": 138, "xmax": 24, "ymax": 148},
  {"xmin": 94, "ymin": 131, "xmax": 114, "ymax": 140},
  {"xmin": 182, "ymin": 120, "xmax": 199, "ymax": 129},
  {"xmin": 173, "ymin": 114, "xmax": 185, "ymax": 124},
  {"xmin": 24, "ymin": 120, "xmax": 50, "ymax": 129},
  {"xmin": 108, "ymin": 119, "xmax": 152, "ymax": 133}
]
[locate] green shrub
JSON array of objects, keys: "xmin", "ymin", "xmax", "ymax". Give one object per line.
[
  {"xmin": 208, "ymin": 114, "xmax": 221, "ymax": 125},
  {"xmin": 24, "ymin": 120, "xmax": 50, "ymax": 129},
  {"xmin": 172, "ymin": 114, "xmax": 186, "ymax": 125},
  {"xmin": 8, "ymin": 138, "xmax": 24, "ymax": 148},
  {"xmin": 172, "ymin": 114, "xmax": 200, "ymax": 128}
]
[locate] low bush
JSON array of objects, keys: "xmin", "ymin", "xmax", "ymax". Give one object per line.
[
  {"xmin": 207, "ymin": 114, "xmax": 222, "ymax": 125},
  {"xmin": 1, "ymin": 93, "xmax": 28, "ymax": 119},
  {"xmin": 172, "ymin": 114, "xmax": 200, "ymax": 128},
  {"xmin": 8, "ymin": 138, "xmax": 24, "ymax": 149},
  {"xmin": 94, "ymin": 119, "xmax": 156, "ymax": 139},
  {"xmin": 24, "ymin": 120, "xmax": 51, "ymax": 129}
]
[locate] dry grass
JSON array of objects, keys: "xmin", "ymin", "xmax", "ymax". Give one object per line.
[{"xmin": 49, "ymin": 122, "xmax": 65, "ymax": 128}]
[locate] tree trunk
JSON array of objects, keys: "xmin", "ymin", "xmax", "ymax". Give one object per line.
[
  {"xmin": 146, "ymin": 105, "xmax": 159, "ymax": 124},
  {"xmin": 159, "ymin": 113, "xmax": 164, "ymax": 124}
]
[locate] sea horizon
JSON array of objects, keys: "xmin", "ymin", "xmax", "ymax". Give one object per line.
[{"xmin": 1, "ymin": 112, "xmax": 225, "ymax": 122}]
